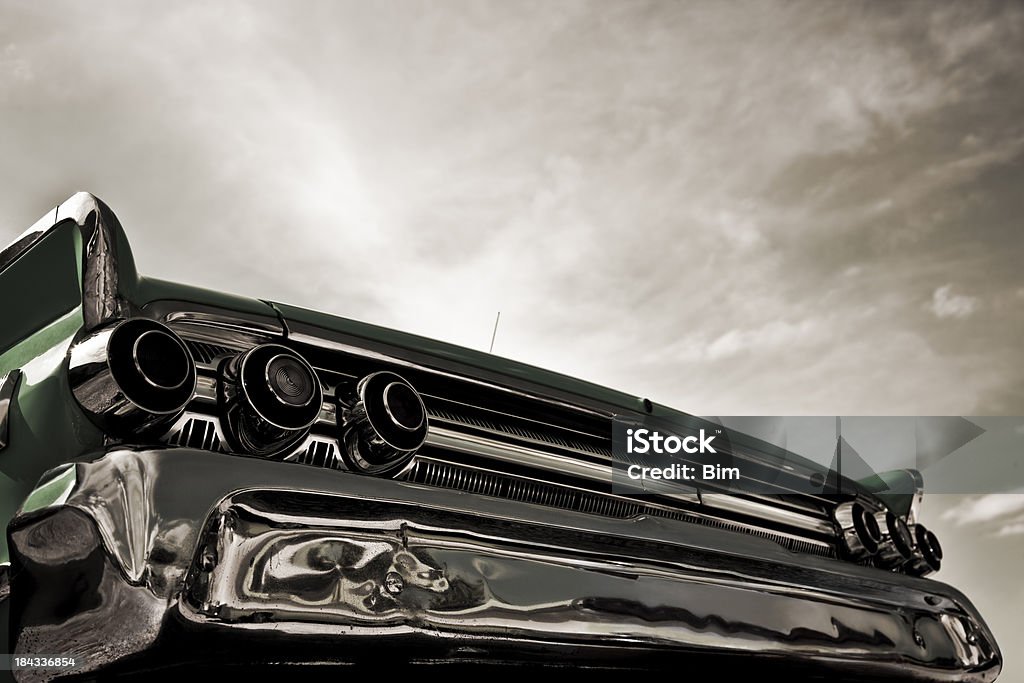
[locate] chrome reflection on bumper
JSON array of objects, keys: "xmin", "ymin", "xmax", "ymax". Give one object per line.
[
  {"xmin": 7, "ymin": 448, "xmax": 1002, "ymax": 681},
  {"xmin": 0, "ymin": 368, "xmax": 22, "ymax": 452}
]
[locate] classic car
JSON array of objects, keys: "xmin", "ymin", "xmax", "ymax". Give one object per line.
[{"xmin": 0, "ymin": 193, "xmax": 1002, "ymax": 680}]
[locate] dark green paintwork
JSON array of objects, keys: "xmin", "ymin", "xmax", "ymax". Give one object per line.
[
  {"xmin": 0, "ymin": 220, "xmax": 105, "ymax": 565},
  {"xmin": 134, "ymin": 276, "xmax": 282, "ymax": 320},
  {"xmin": 0, "ymin": 225, "xmax": 82, "ymax": 356}
]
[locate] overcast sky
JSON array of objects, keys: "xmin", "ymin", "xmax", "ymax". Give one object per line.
[{"xmin": 2, "ymin": 0, "xmax": 1023, "ymax": 676}]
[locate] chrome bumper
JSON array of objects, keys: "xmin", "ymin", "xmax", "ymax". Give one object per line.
[{"xmin": 6, "ymin": 449, "xmax": 1001, "ymax": 681}]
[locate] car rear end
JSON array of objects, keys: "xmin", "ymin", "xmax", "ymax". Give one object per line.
[{"xmin": 0, "ymin": 194, "xmax": 1002, "ymax": 681}]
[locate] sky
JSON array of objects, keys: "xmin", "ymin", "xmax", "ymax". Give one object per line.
[{"xmin": 2, "ymin": 0, "xmax": 1023, "ymax": 676}]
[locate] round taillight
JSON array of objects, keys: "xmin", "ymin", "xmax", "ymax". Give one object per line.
[
  {"xmin": 906, "ymin": 524, "xmax": 943, "ymax": 576},
  {"xmin": 69, "ymin": 318, "xmax": 196, "ymax": 433},
  {"xmin": 338, "ymin": 371, "xmax": 428, "ymax": 476},
  {"xmin": 875, "ymin": 510, "xmax": 914, "ymax": 568},
  {"xmin": 836, "ymin": 501, "xmax": 883, "ymax": 560},
  {"xmin": 219, "ymin": 344, "xmax": 323, "ymax": 456},
  {"xmin": 853, "ymin": 503, "xmax": 882, "ymax": 553}
]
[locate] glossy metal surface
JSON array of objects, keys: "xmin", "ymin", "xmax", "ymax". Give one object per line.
[
  {"xmin": 163, "ymin": 309, "xmax": 285, "ymax": 337},
  {"xmin": 0, "ymin": 561, "xmax": 9, "ymax": 604},
  {"xmin": 423, "ymin": 427, "xmax": 834, "ymax": 537},
  {"xmin": 287, "ymin": 330, "xmax": 620, "ymax": 420},
  {"xmin": 155, "ymin": 309, "xmax": 852, "ymax": 543},
  {"xmin": 284, "ymin": 321, "xmax": 849, "ymax": 493},
  {"xmin": 0, "ymin": 368, "xmax": 22, "ymax": 452},
  {"xmin": 218, "ymin": 344, "xmax": 323, "ymax": 456},
  {"xmin": 68, "ymin": 318, "xmax": 197, "ymax": 435},
  {"xmin": 906, "ymin": 524, "xmax": 943, "ymax": 576},
  {"xmin": 406, "ymin": 455, "xmax": 836, "ymax": 557},
  {"xmin": 834, "ymin": 501, "xmax": 882, "ymax": 560},
  {"xmin": 875, "ymin": 510, "xmax": 915, "ymax": 569},
  {"xmin": 155, "ymin": 313, "xmax": 845, "ymax": 532},
  {"xmin": 339, "ymin": 371, "xmax": 428, "ymax": 475},
  {"xmin": 158, "ymin": 314, "xmax": 841, "ymax": 545},
  {"xmin": 6, "ymin": 448, "xmax": 1001, "ymax": 680}
]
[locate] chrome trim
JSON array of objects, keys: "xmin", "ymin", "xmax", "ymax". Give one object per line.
[
  {"xmin": 178, "ymin": 335, "xmax": 245, "ymax": 368},
  {"xmin": 427, "ymin": 426, "xmax": 834, "ymax": 536},
  {"xmin": 1, "ymin": 192, "xmax": 133, "ymax": 330},
  {"xmin": 164, "ymin": 320, "xmax": 279, "ymax": 367},
  {"xmin": 194, "ymin": 375, "xmax": 219, "ymax": 404},
  {"xmin": 314, "ymin": 400, "xmax": 337, "ymax": 429},
  {"xmin": 289, "ymin": 331, "xmax": 840, "ymax": 491},
  {"xmin": 425, "ymin": 392, "xmax": 613, "ymax": 447},
  {"xmin": 409, "ymin": 455, "xmax": 835, "ymax": 555},
  {"xmin": 906, "ymin": 524, "xmax": 942, "ymax": 576},
  {"xmin": 132, "ymin": 329, "xmax": 192, "ymax": 390},
  {"xmin": 0, "ymin": 368, "xmax": 22, "ymax": 452},
  {"xmin": 219, "ymin": 344, "xmax": 322, "ymax": 455},
  {"xmin": 164, "ymin": 310, "xmax": 285, "ymax": 336},
  {"xmin": 284, "ymin": 435, "xmax": 344, "ymax": 470},
  {"xmin": 834, "ymin": 501, "xmax": 882, "ymax": 560},
  {"xmin": 875, "ymin": 510, "xmax": 914, "ymax": 568},
  {"xmin": 427, "ymin": 425, "xmax": 612, "ymax": 483},
  {"xmin": 175, "ymin": 317, "xmax": 843, "ymax": 506},
  {"xmin": 0, "ymin": 560, "xmax": 9, "ymax": 605},
  {"xmin": 68, "ymin": 319, "xmax": 197, "ymax": 433},
  {"xmin": 426, "ymin": 405, "xmax": 611, "ymax": 460},
  {"xmin": 288, "ymin": 331, "xmax": 614, "ymax": 421},
  {"xmin": 171, "ymin": 312, "xmax": 584, "ymax": 417},
  {"xmin": 164, "ymin": 413, "xmax": 227, "ymax": 452},
  {"xmin": 159, "ymin": 313, "xmax": 842, "ymax": 543},
  {"xmin": 697, "ymin": 493, "xmax": 835, "ymax": 536},
  {"xmin": 338, "ymin": 371, "xmax": 429, "ymax": 476},
  {"xmin": 9, "ymin": 448, "xmax": 998, "ymax": 679}
]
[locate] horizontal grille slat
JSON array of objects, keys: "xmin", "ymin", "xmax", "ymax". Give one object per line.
[
  {"xmin": 407, "ymin": 458, "xmax": 835, "ymax": 559},
  {"xmin": 165, "ymin": 322, "xmax": 842, "ymax": 564},
  {"xmin": 409, "ymin": 458, "xmax": 641, "ymax": 519},
  {"xmin": 425, "ymin": 403, "xmax": 612, "ymax": 459}
]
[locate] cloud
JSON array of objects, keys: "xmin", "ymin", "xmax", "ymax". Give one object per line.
[
  {"xmin": 997, "ymin": 520, "xmax": 1024, "ymax": 536},
  {"xmin": 928, "ymin": 285, "xmax": 980, "ymax": 320},
  {"xmin": 941, "ymin": 494, "xmax": 1024, "ymax": 526},
  {"xmin": 1, "ymin": 0, "xmax": 1023, "ymax": 421},
  {"xmin": 705, "ymin": 319, "xmax": 817, "ymax": 361}
]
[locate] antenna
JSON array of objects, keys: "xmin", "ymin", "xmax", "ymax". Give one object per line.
[
  {"xmin": 835, "ymin": 415, "xmax": 842, "ymax": 495},
  {"xmin": 489, "ymin": 311, "xmax": 501, "ymax": 353}
]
